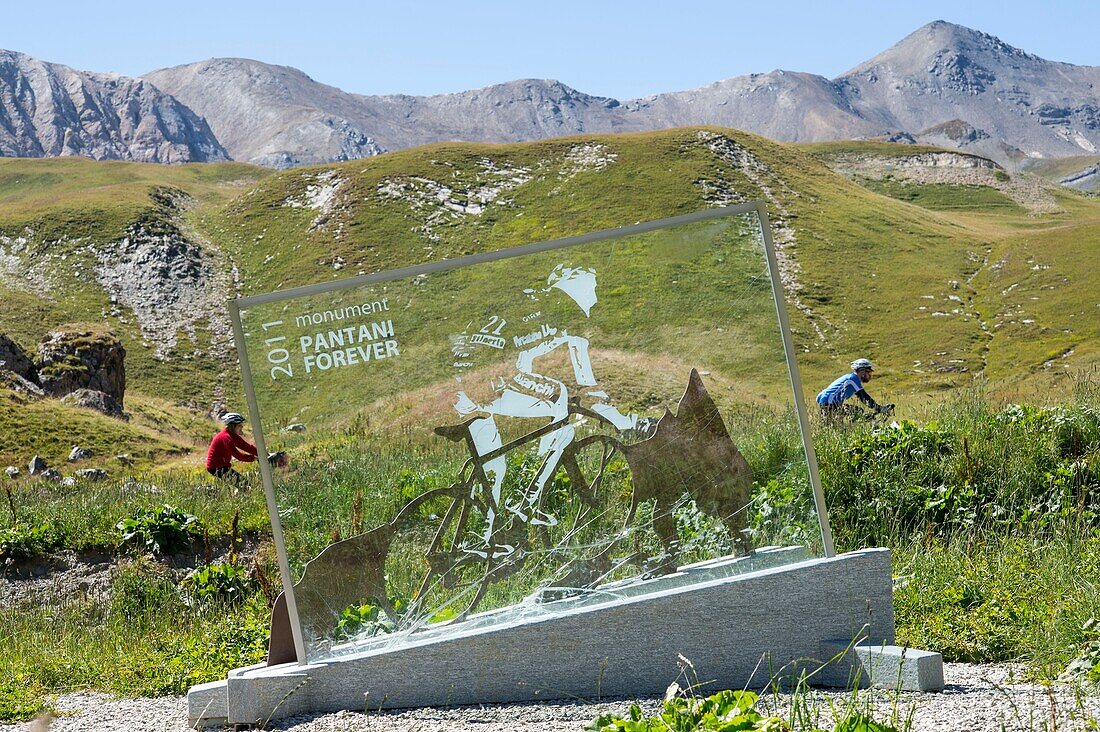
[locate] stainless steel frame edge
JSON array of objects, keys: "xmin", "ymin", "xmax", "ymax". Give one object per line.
[
  {"xmin": 753, "ymin": 202, "xmax": 836, "ymax": 557},
  {"xmin": 228, "ymin": 299, "xmax": 309, "ymax": 664}
]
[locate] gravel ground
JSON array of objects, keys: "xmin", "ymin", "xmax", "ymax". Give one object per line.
[{"xmin": 3, "ymin": 663, "xmax": 1097, "ymax": 732}]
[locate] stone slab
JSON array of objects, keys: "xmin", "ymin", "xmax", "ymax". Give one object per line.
[
  {"xmin": 193, "ymin": 549, "xmax": 897, "ymax": 725},
  {"xmin": 186, "ymin": 680, "xmax": 227, "ymax": 728},
  {"xmin": 819, "ymin": 641, "xmax": 945, "ymax": 692}
]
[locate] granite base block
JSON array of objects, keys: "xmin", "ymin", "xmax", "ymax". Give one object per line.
[
  {"xmin": 819, "ymin": 640, "xmax": 945, "ymax": 692},
  {"xmin": 190, "ymin": 548, "xmax": 901, "ymax": 726}
]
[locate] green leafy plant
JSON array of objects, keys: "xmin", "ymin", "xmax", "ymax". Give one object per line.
[
  {"xmin": 587, "ymin": 687, "xmax": 787, "ymax": 731},
  {"xmin": 182, "ymin": 562, "xmax": 256, "ymax": 605},
  {"xmin": 1061, "ymin": 617, "xmax": 1100, "ymax": 683},
  {"xmin": 0, "ymin": 522, "xmax": 63, "ymax": 561},
  {"xmin": 116, "ymin": 504, "xmax": 202, "ymax": 555},
  {"xmin": 749, "ymin": 476, "xmax": 815, "ymax": 548},
  {"xmin": 846, "ymin": 421, "xmax": 954, "ymax": 471},
  {"xmin": 333, "ymin": 599, "xmax": 406, "ymax": 641},
  {"xmin": 832, "ymin": 713, "xmax": 899, "ymax": 732},
  {"xmin": 0, "ymin": 675, "xmax": 51, "ymax": 724}
]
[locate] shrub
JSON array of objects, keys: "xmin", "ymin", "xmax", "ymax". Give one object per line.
[
  {"xmin": 846, "ymin": 421, "xmax": 955, "ymax": 470},
  {"xmin": 116, "ymin": 504, "xmax": 202, "ymax": 555},
  {"xmin": 749, "ymin": 475, "xmax": 816, "ymax": 548}
]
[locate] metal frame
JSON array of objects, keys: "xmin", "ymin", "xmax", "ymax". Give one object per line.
[{"xmin": 227, "ymin": 202, "xmax": 833, "ymax": 666}]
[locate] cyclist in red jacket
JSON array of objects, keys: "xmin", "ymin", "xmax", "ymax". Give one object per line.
[{"xmin": 206, "ymin": 412, "xmax": 257, "ymax": 487}]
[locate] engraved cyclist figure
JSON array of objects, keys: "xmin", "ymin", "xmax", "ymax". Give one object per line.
[{"xmin": 449, "ymin": 265, "xmax": 636, "ymax": 558}]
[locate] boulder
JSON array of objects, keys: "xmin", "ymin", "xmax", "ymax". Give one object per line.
[
  {"xmin": 61, "ymin": 476, "xmax": 77, "ymax": 487},
  {"xmin": 28, "ymin": 456, "xmax": 47, "ymax": 475},
  {"xmin": 75, "ymin": 468, "xmax": 108, "ymax": 482},
  {"xmin": 68, "ymin": 446, "xmax": 93, "ymax": 462},
  {"xmin": 4, "ymin": 466, "xmax": 18, "ymax": 479},
  {"xmin": 36, "ymin": 325, "xmax": 126, "ymax": 405},
  {"xmin": 0, "ymin": 333, "xmax": 38, "ymax": 384},
  {"xmin": 282, "ymin": 423, "xmax": 306, "ymax": 433},
  {"xmin": 40, "ymin": 468, "xmax": 61, "ymax": 481},
  {"xmin": 61, "ymin": 388, "xmax": 125, "ymax": 419}
]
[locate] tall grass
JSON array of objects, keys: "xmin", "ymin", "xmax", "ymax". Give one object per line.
[
  {"xmin": 818, "ymin": 381, "xmax": 1100, "ymax": 550},
  {"xmin": 815, "ymin": 375, "xmax": 1100, "ymax": 682},
  {"xmin": 0, "ymin": 557, "xmax": 269, "ymax": 721},
  {"xmin": 893, "ymin": 526, "xmax": 1100, "ymax": 677}
]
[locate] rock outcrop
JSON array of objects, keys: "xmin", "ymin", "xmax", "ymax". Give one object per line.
[
  {"xmin": 0, "ymin": 49, "xmax": 228, "ymax": 163},
  {"xmin": 61, "ymin": 388, "xmax": 125, "ymax": 419},
  {"xmin": 68, "ymin": 446, "xmax": 93, "ymax": 462},
  {"xmin": 0, "ymin": 333, "xmax": 42, "ymax": 396},
  {"xmin": 0, "ymin": 333, "xmax": 37, "ymax": 382},
  {"xmin": 36, "ymin": 326, "xmax": 126, "ymax": 405},
  {"xmin": 90, "ymin": 188, "xmax": 232, "ymax": 360}
]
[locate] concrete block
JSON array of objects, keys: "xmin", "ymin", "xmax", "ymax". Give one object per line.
[
  {"xmin": 820, "ymin": 640, "xmax": 944, "ymax": 692},
  {"xmin": 192, "ymin": 549, "xmax": 902, "ymax": 726}
]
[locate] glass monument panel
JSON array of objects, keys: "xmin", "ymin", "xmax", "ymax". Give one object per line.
[{"xmin": 233, "ymin": 207, "xmax": 829, "ymax": 663}]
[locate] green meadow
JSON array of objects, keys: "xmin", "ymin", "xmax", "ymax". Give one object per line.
[{"xmin": 1, "ymin": 128, "xmax": 1099, "ymax": 721}]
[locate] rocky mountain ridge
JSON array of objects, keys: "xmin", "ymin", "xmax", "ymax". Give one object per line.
[
  {"xmin": 2, "ymin": 22, "xmax": 1099, "ymax": 169},
  {"xmin": 141, "ymin": 21, "xmax": 1100, "ymax": 168},
  {"xmin": 0, "ymin": 50, "xmax": 227, "ymax": 163}
]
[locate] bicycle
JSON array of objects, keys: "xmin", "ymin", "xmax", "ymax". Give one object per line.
[
  {"xmin": 820, "ymin": 402, "xmax": 895, "ymax": 426},
  {"xmin": 418, "ymin": 396, "xmax": 634, "ymax": 620}
]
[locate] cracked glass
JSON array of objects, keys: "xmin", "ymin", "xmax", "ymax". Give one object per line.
[{"xmin": 234, "ymin": 208, "xmax": 827, "ymax": 663}]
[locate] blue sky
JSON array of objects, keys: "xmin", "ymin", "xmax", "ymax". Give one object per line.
[{"xmin": 4, "ymin": 1, "xmax": 1098, "ymax": 99}]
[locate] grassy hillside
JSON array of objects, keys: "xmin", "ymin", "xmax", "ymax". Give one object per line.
[
  {"xmin": 2, "ymin": 131, "xmax": 1100, "ymax": 465},
  {"xmin": 0, "ymin": 158, "xmax": 270, "ymax": 402}
]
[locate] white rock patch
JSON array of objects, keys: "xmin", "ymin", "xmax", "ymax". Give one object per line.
[
  {"xmin": 90, "ymin": 223, "xmax": 231, "ymax": 360},
  {"xmin": 378, "ymin": 158, "xmax": 532, "ymax": 241},
  {"xmin": 284, "ymin": 170, "xmax": 346, "ymax": 229},
  {"xmin": 560, "ymin": 143, "xmax": 617, "ymax": 178},
  {"xmin": 0, "ymin": 230, "xmax": 54, "ymax": 294}
]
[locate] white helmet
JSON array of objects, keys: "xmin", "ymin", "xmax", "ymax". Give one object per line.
[
  {"xmin": 221, "ymin": 412, "xmax": 246, "ymax": 425},
  {"xmin": 850, "ymin": 358, "xmax": 874, "ymax": 372}
]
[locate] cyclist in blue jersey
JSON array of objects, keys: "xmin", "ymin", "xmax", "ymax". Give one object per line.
[{"xmin": 817, "ymin": 358, "xmax": 890, "ymax": 419}]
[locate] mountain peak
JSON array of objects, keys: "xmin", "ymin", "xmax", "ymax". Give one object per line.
[{"xmin": 844, "ymin": 19, "xmax": 1040, "ymax": 80}]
